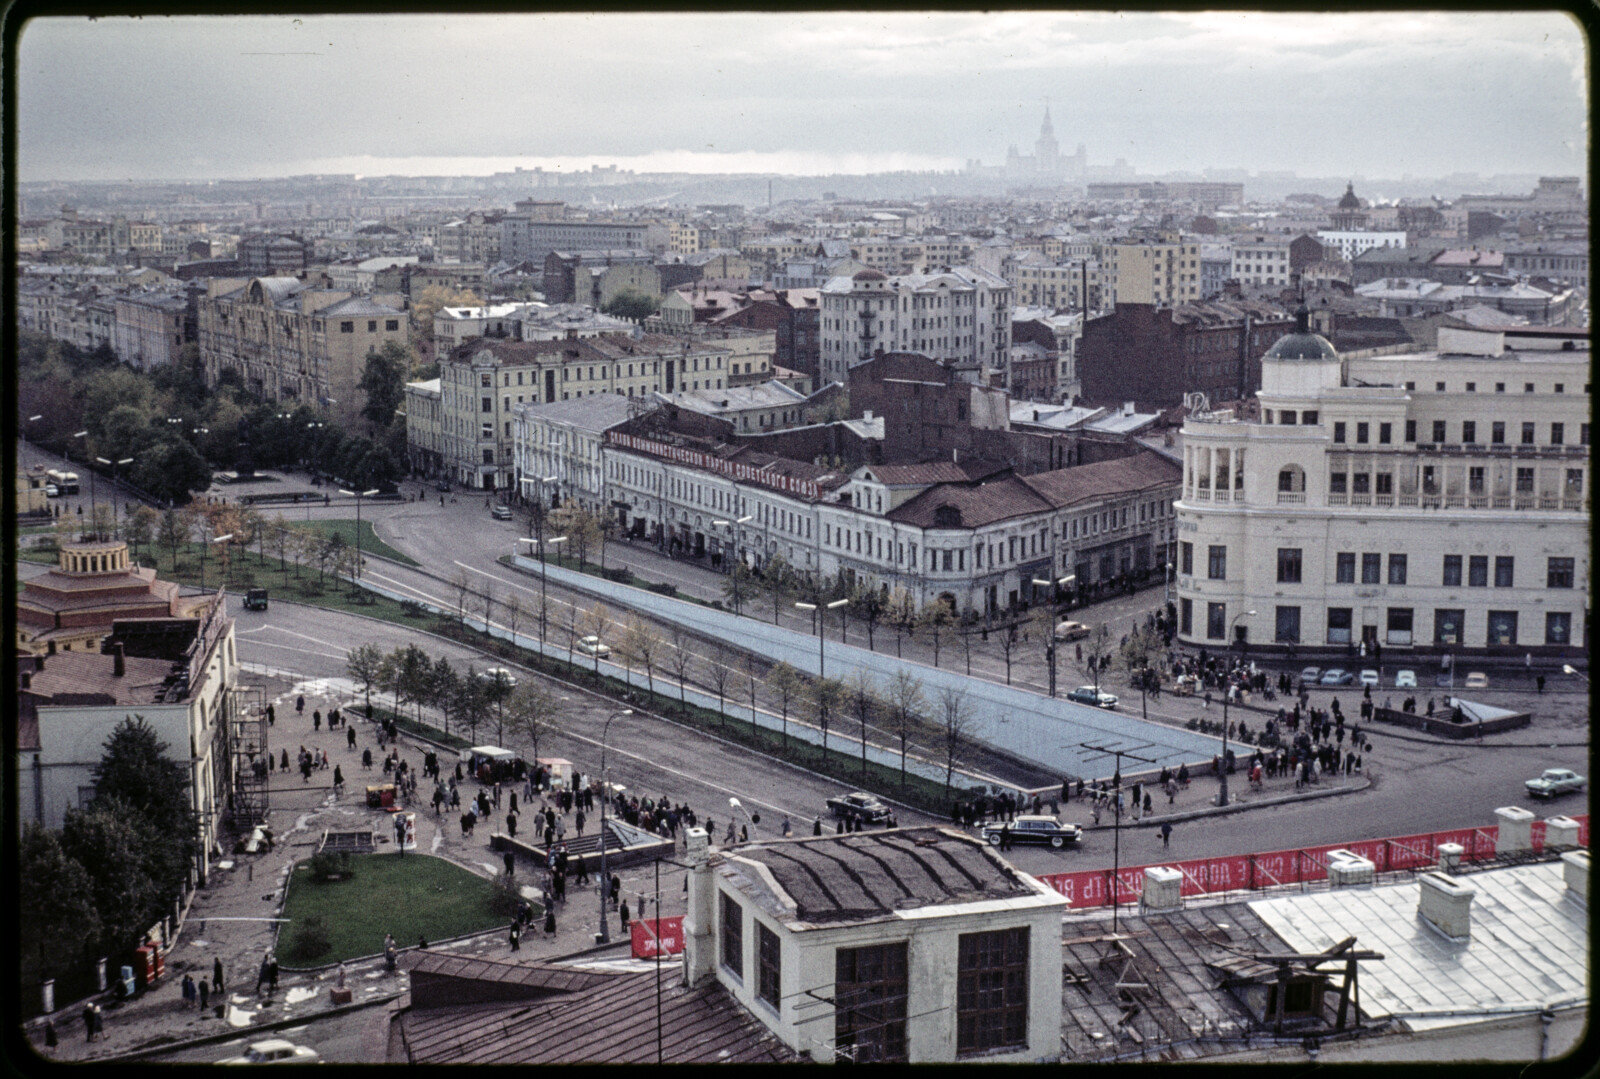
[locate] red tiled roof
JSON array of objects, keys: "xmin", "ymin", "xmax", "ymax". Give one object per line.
[
  {"xmin": 887, "ymin": 474, "xmax": 1054, "ymax": 529},
  {"xmin": 1018, "ymin": 450, "xmax": 1184, "ymax": 508},
  {"xmin": 26, "ymin": 649, "xmax": 175, "ymax": 705}
]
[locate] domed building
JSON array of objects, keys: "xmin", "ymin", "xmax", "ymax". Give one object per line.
[
  {"xmin": 16, "ymin": 537, "xmax": 212, "ymax": 655},
  {"xmin": 1330, "ymin": 182, "xmax": 1369, "ymax": 231},
  {"xmin": 1173, "ymin": 316, "xmax": 1588, "ymax": 659}
]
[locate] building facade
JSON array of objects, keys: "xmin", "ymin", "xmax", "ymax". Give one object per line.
[
  {"xmin": 818, "ymin": 267, "xmax": 1013, "ymax": 384},
  {"xmin": 1108, "ymin": 238, "xmax": 1202, "ymax": 307},
  {"xmin": 512, "ymin": 393, "xmax": 636, "ymax": 516},
  {"xmin": 1174, "ymin": 317, "xmax": 1589, "ymax": 657}
]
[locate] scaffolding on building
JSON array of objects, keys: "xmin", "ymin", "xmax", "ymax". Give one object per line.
[{"xmin": 227, "ymin": 684, "xmax": 270, "ymax": 829}]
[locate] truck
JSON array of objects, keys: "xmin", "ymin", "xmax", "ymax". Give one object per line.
[
  {"xmin": 826, "ymin": 791, "xmax": 894, "ymax": 826},
  {"xmin": 46, "ymin": 469, "xmax": 80, "ymax": 494},
  {"xmin": 244, "ymin": 588, "xmax": 269, "ymax": 611}
]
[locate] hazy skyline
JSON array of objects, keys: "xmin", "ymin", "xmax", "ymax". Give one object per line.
[{"xmin": 16, "ymin": 11, "xmax": 1588, "ymax": 184}]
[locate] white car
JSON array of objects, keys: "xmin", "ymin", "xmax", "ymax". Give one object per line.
[
  {"xmin": 1394, "ymin": 669, "xmax": 1418, "ymax": 688},
  {"xmin": 1358, "ymin": 669, "xmax": 1380, "ymax": 687},
  {"xmin": 44, "ymin": 482, "xmax": 60, "ymax": 498},
  {"xmin": 220, "ymin": 1039, "xmax": 320, "ymax": 1064},
  {"xmin": 476, "ymin": 667, "xmax": 517, "ymax": 689},
  {"xmin": 1463, "ymin": 671, "xmax": 1490, "ymax": 690},
  {"xmin": 1299, "ymin": 666, "xmax": 1322, "ymax": 684},
  {"xmin": 576, "ymin": 635, "xmax": 611, "ymax": 657}
]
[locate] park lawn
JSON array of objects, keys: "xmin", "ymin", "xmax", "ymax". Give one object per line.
[
  {"xmin": 278, "ymin": 851, "xmax": 509, "ymax": 965},
  {"xmin": 297, "ymin": 518, "xmax": 420, "ymax": 568}
]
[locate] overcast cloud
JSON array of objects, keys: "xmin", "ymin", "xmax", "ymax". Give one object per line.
[{"xmin": 16, "ymin": 11, "xmax": 1587, "ymax": 182}]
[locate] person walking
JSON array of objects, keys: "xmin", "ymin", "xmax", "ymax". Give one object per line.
[
  {"xmin": 43, "ymin": 1019, "xmax": 57, "ymax": 1053},
  {"xmin": 266, "ymin": 703, "xmax": 275, "ymax": 727},
  {"xmin": 509, "ymin": 922, "xmax": 521, "ymax": 952},
  {"xmin": 1160, "ymin": 821, "xmax": 1172, "ymax": 847},
  {"xmin": 213, "ymin": 956, "xmax": 225, "ymax": 994},
  {"xmin": 313, "ymin": 710, "xmax": 321, "ymax": 732},
  {"xmin": 503, "ymin": 850, "xmax": 515, "ymax": 877},
  {"xmin": 544, "ymin": 906, "xmax": 557, "ymax": 935},
  {"xmin": 347, "ymin": 726, "xmax": 357, "ymax": 750},
  {"xmin": 82, "ymin": 1002, "xmax": 95, "ymax": 1043},
  {"xmin": 619, "ymin": 900, "xmax": 631, "ymax": 931},
  {"xmin": 254, "ymin": 953, "xmax": 270, "ymax": 994},
  {"xmin": 182, "ymin": 973, "xmax": 197, "ymax": 1009},
  {"xmin": 198, "ymin": 976, "xmax": 210, "ymax": 1014}
]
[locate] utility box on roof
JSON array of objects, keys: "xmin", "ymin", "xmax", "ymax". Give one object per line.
[
  {"xmin": 1140, "ymin": 866, "xmax": 1183, "ymax": 912},
  {"xmin": 1326, "ymin": 849, "xmax": 1374, "ymax": 887}
]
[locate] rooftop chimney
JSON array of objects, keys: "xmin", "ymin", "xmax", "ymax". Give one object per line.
[
  {"xmin": 1417, "ymin": 872, "xmax": 1475, "ymax": 941},
  {"xmin": 1495, "ymin": 805, "xmax": 1535, "ymax": 854},
  {"xmin": 681, "ymin": 827, "xmax": 716, "ymax": 987},
  {"xmin": 113, "ymin": 642, "xmax": 125, "ymax": 678},
  {"xmin": 1561, "ymin": 849, "xmax": 1589, "ymax": 904}
]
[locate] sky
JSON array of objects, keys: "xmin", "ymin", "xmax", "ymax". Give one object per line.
[{"xmin": 15, "ymin": 11, "xmax": 1588, "ymax": 183}]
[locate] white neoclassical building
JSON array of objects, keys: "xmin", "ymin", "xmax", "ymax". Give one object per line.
[{"xmin": 1174, "ymin": 316, "xmax": 1589, "ymax": 658}]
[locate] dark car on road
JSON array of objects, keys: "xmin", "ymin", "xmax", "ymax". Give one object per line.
[
  {"xmin": 826, "ymin": 791, "xmax": 894, "ymax": 825},
  {"xmin": 980, "ymin": 814, "xmax": 1083, "ymax": 849}
]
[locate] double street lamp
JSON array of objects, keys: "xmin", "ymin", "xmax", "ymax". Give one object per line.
[
  {"xmin": 95, "ymin": 456, "xmax": 134, "ymax": 538},
  {"xmin": 712, "ymin": 514, "xmax": 752, "ymax": 614},
  {"xmin": 595, "ymin": 709, "xmax": 634, "ymax": 945},
  {"xmin": 1217, "ymin": 609, "xmax": 1256, "ymax": 807},
  {"xmin": 337, "ymin": 487, "xmax": 379, "ymax": 581},
  {"xmin": 201, "ymin": 531, "xmax": 233, "ymax": 590},
  {"xmin": 517, "ymin": 534, "xmax": 566, "ymax": 648},
  {"xmin": 1031, "ymin": 574, "xmax": 1075, "ymax": 698},
  {"xmin": 795, "ymin": 597, "xmax": 848, "ymax": 679}
]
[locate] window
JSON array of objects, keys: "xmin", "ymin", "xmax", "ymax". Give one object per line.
[
  {"xmin": 481, "ymin": 449, "xmax": 493, "ymax": 465},
  {"xmin": 1279, "ymin": 410, "xmax": 1296, "ymax": 425},
  {"xmin": 481, "ymin": 397, "xmax": 492, "ymax": 413},
  {"xmin": 1443, "ymin": 555, "xmax": 1462, "ymax": 586},
  {"xmin": 1524, "ymin": 383, "xmax": 1535, "ymax": 393},
  {"xmin": 1180, "ymin": 541, "xmax": 1193, "ymax": 576},
  {"xmin": 1301, "ymin": 411, "xmax": 1318, "ymax": 425},
  {"xmin": 1207, "ymin": 602, "xmax": 1227, "ymax": 640},
  {"xmin": 957, "ymin": 928, "xmax": 1029, "ymax": 1056},
  {"xmin": 835, "ymin": 943, "xmax": 909, "ymax": 1063},
  {"xmin": 1333, "ymin": 421, "xmax": 1346, "ymax": 443},
  {"xmin": 1434, "ymin": 609, "xmax": 1464, "ymax": 645},
  {"xmin": 1546, "ymin": 611, "xmax": 1573, "ymax": 645},
  {"xmin": 721, "ymin": 893, "xmax": 743, "ymax": 979},
  {"xmin": 1386, "ymin": 607, "xmax": 1413, "ymax": 645},
  {"xmin": 1356, "ymin": 422, "xmax": 1369, "ymax": 444},
  {"xmin": 1277, "ymin": 548, "xmax": 1302, "ymax": 583},
  {"xmin": 1521, "ymin": 422, "xmax": 1535, "ymax": 445},
  {"xmin": 1378, "ymin": 422, "xmax": 1392, "ymax": 444},
  {"xmin": 1547, "ymin": 557, "xmax": 1575, "ymax": 588},
  {"xmin": 1326, "ymin": 607, "xmax": 1353, "ymax": 645},
  {"xmin": 1361, "ymin": 553, "xmax": 1381, "ymax": 584},
  {"xmin": 1516, "ymin": 467, "xmax": 1535, "ymax": 493},
  {"xmin": 1180, "ymin": 598, "xmax": 1193, "ymax": 636},
  {"xmin": 1432, "ymin": 420, "xmax": 1447, "ymax": 443},
  {"xmin": 385, "ymin": 319, "xmax": 399, "ymax": 331},
  {"xmin": 1404, "ymin": 420, "xmax": 1417, "ymax": 443},
  {"xmin": 1491, "ymin": 421, "xmax": 1505, "ymax": 444},
  {"xmin": 1376, "ymin": 472, "xmax": 1393, "ymax": 495},
  {"xmin": 1465, "ymin": 382, "xmax": 1476, "ymax": 393},
  {"xmin": 1582, "ymin": 424, "xmax": 1590, "ymax": 445},
  {"xmin": 1352, "ymin": 474, "xmax": 1370, "ymax": 495},
  {"xmin": 1207, "ymin": 545, "xmax": 1226, "ymax": 580},
  {"xmin": 1468, "ymin": 555, "xmax": 1488, "ymax": 587},
  {"xmin": 1486, "ymin": 610, "xmax": 1518, "ymax": 645},
  {"xmin": 340, "ymin": 321, "xmax": 354, "ymax": 333},
  {"xmin": 1551, "ymin": 423, "xmax": 1564, "ymax": 445},
  {"xmin": 1555, "ymin": 383, "xmax": 1564, "ymax": 394},
  {"xmin": 1494, "ymin": 556, "xmax": 1514, "ymax": 588},
  {"xmin": 1436, "ymin": 382, "xmax": 1446, "ymax": 392},
  {"xmin": 1496, "ymin": 382, "xmax": 1505, "ymax": 393},
  {"xmin": 1388, "ymin": 554, "xmax": 1407, "ymax": 585},
  {"xmin": 1275, "ymin": 606, "xmax": 1301, "ymax": 643},
  {"xmin": 1461, "ymin": 421, "xmax": 1475, "ymax": 444},
  {"xmin": 757, "ymin": 923, "xmax": 781, "ymax": 1009}
]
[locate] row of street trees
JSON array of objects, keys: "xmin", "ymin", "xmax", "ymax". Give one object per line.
[{"xmin": 19, "ymin": 718, "xmax": 200, "ymax": 1012}]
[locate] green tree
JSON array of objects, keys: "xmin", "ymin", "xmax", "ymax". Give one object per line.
[
  {"xmin": 428, "ymin": 657, "xmax": 461, "ymax": 736},
  {"xmin": 60, "ymin": 803, "xmax": 166, "ymax": 957},
  {"xmin": 18, "ymin": 823, "xmax": 101, "ymax": 983},
  {"xmin": 601, "ymin": 289, "xmax": 660, "ymax": 321},
  {"xmin": 454, "ymin": 666, "xmax": 490, "ymax": 743},
  {"xmin": 358, "ymin": 340, "xmax": 413, "ymax": 432},
  {"xmin": 90, "ymin": 716, "xmax": 200, "ymax": 897},
  {"xmin": 134, "ymin": 437, "xmax": 211, "ymax": 506},
  {"xmin": 346, "ymin": 643, "xmax": 386, "ymax": 717},
  {"xmin": 809, "ymin": 677, "xmax": 846, "ymax": 758},
  {"xmin": 768, "ymin": 661, "xmax": 803, "ymax": 752},
  {"xmin": 157, "ymin": 507, "xmax": 188, "ymax": 570},
  {"xmin": 125, "ymin": 505, "xmax": 160, "ymax": 562},
  {"xmin": 851, "ymin": 585, "xmax": 885, "ymax": 651},
  {"xmin": 721, "ymin": 561, "xmax": 755, "ymax": 614}
]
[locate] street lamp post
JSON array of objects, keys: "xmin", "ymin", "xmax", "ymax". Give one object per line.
[
  {"xmin": 96, "ymin": 456, "xmax": 134, "ymax": 538},
  {"xmin": 1079, "ymin": 741, "xmax": 1157, "ymax": 935},
  {"xmin": 1561, "ymin": 664, "xmax": 1588, "ymax": 683},
  {"xmin": 712, "ymin": 515, "xmax": 752, "ymax": 614},
  {"xmin": 595, "ymin": 709, "xmax": 633, "ymax": 945},
  {"xmin": 517, "ymin": 534, "xmax": 566, "ymax": 649},
  {"xmin": 201, "ymin": 531, "xmax": 233, "ymax": 590},
  {"xmin": 795, "ymin": 597, "xmax": 848, "ymax": 679},
  {"xmin": 337, "ymin": 488, "xmax": 380, "ymax": 581},
  {"xmin": 1032, "ymin": 574, "xmax": 1075, "ymax": 698},
  {"xmin": 1165, "ymin": 561, "xmax": 1174, "ymax": 608},
  {"xmin": 1217, "ymin": 609, "xmax": 1257, "ymax": 808}
]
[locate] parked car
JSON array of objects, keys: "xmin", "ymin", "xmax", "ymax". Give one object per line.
[
  {"xmin": 1463, "ymin": 671, "xmax": 1490, "ymax": 690},
  {"xmin": 44, "ymin": 483, "xmax": 60, "ymax": 498},
  {"xmin": 1066, "ymin": 685, "xmax": 1118, "ymax": 709},
  {"xmin": 981, "ymin": 814, "xmax": 1083, "ymax": 849},
  {"xmin": 476, "ymin": 667, "xmax": 518, "ymax": 689},
  {"xmin": 1319, "ymin": 669, "xmax": 1355, "ymax": 686},
  {"xmin": 220, "ymin": 1039, "xmax": 320, "ymax": 1065},
  {"xmin": 1358, "ymin": 669, "xmax": 1380, "ymax": 687},
  {"xmin": 490, "ymin": 504, "xmax": 514, "ymax": 520},
  {"xmin": 243, "ymin": 588, "xmax": 269, "ymax": 611},
  {"xmin": 1525, "ymin": 769, "xmax": 1586, "ymax": 799},
  {"xmin": 435, "ymin": 479, "xmax": 452, "ymax": 492},
  {"xmin": 827, "ymin": 791, "xmax": 894, "ymax": 825},
  {"xmin": 1300, "ymin": 666, "xmax": 1322, "ymax": 684},
  {"xmin": 1053, "ymin": 620, "xmax": 1091, "ymax": 642},
  {"xmin": 575, "ymin": 635, "xmax": 611, "ymax": 657},
  {"xmin": 1394, "ymin": 669, "xmax": 1418, "ymax": 688}
]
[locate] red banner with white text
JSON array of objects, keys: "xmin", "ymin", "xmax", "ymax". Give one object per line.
[
  {"xmin": 1037, "ymin": 815, "xmax": 1588, "ymax": 908},
  {"xmin": 630, "ymin": 916, "xmax": 685, "ymax": 959}
]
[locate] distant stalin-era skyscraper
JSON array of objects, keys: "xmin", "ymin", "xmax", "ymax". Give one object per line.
[{"xmin": 1004, "ymin": 105, "xmax": 1086, "ymax": 178}]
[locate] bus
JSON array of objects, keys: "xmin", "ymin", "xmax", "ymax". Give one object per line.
[{"xmin": 46, "ymin": 469, "xmax": 80, "ymax": 495}]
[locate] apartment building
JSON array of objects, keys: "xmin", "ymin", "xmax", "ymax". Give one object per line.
[
  {"xmin": 512, "ymin": 393, "xmax": 635, "ymax": 516},
  {"xmin": 1007, "ymin": 253, "xmax": 1103, "ymax": 313},
  {"xmin": 197, "ymin": 276, "xmax": 409, "ymax": 418},
  {"xmin": 436, "ymin": 334, "xmax": 731, "ymax": 490},
  {"xmin": 818, "ymin": 267, "xmax": 1013, "ymax": 384},
  {"xmin": 1174, "ymin": 316, "xmax": 1589, "ymax": 657},
  {"xmin": 1316, "ymin": 230, "xmax": 1408, "ymax": 263},
  {"xmin": 1108, "ymin": 238, "xmax": 1202, "ymax": 307},
  {"xmin": 402, "ymin": 377, "xmax": 444, "ymax": 477},
  {"xmin": 1079, "ymin": 300, "xmax": 1293, "ymax": 410},
  {"xmin": 112, "ymin": 291, "xmax": 191, "ymax": 371},
  {"xmin": 1229, "ymin": 235, "xmax": 1293, "ymax": 288},
  {"xmin": 500, "ymin": 218, "xmax": 654, "ymax": 263}
]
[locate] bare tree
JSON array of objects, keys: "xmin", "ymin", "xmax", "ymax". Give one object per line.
[
  {"xmin": 886, "ymin": 586, "xmax": 917, "ymax": 658},
  {"xmin": 810, "ymin": 677, "xmax": 846, "ymax": 759},
  {"xmin": 998, "ymin": 622, "xmax": 1021, "ymax": 685},
  {"xmin": 668, "ymin": 626, "xmax": 695, "ymax": 712},
  {"xmin": 887, "ymin": 669, "xmax": 925, "ymax": 788},
  {"xmin": 937, "ymin": 684, "xmax": 978, "ymax": 791},
  {"xmin": 506, "ymin": 681, "xmax": 561, "ymax": 763},
  {"xmin": 851, "ymin": 585, "xmax": 884, "ymax": 652},
  {"xmin": 503, "ymin": 591, "xmax": 524, "ymax": 647},
  {"xmin": 769, "ymin": 662, "xmax": 802, "ymax": 752},
  {"xmin": 845, "ymin": 668, "xmax": 877, "ymax": 780},
  {"xmin": 918, "ymin": 603, "xmax": 954, "ymax": 668},
  {"xmin": 742, "ymin": 652, "xmax": 762, "ymax": 735},
  {"xmin": 582, "ymin": 602, "xmax": 613, "ymax": 673},
  {"xmin": 706, "ymin": 643, "xmax": 733, "ymax": 726},
  {"xmin": 479, "ymin": 576, "xmax": 497, "ymax": 637},
  {"xmin": 763, "ymin": 551, "xmax": 793, "ymax": 625},
  {"xmin": 622, "ymin": 614, "xmax": 664, "ymax": 698},
  {"xmin": 452, "ymin": 570, "xmax": 474, "ymax": 627},
  {"xmin": 560, "ymin": 601, "xmax": 582, "ymax": 671}
]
